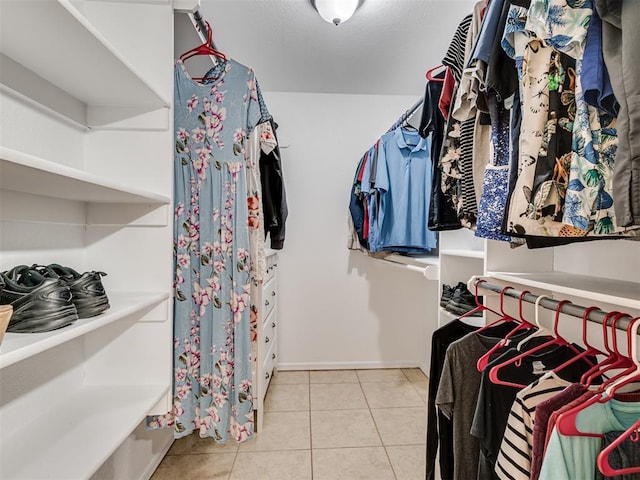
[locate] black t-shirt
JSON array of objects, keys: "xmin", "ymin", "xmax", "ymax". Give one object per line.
[
  {"xmin": 471, "ymin": 345, "xmax": 597, "ymax": 480},
  {"xmin": 426, "ymin": 320, "xmax": 518, "ymax": 480}
]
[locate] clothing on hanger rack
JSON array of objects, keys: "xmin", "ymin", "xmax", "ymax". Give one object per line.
[{"xmin": 430, "ymin": 276, "xmax": 640, "ymax": 480}]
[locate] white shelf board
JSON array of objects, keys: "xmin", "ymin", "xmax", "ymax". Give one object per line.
[
  {"xmin": 439, "ymin": 249, "xmax": 485, "ymax": 259},
  {"xmin": 0, "ymin": 0, "xmax": 169, "ymax": 115},
  {"xmin": 0, "ymin": 383, "xmax": 169, "ymax": 480},
  {"xmin": 0, "ymin": 147, "xmax": 170, "ymax": 204},
  {"xmin": 0, "ymin": 291, "xmax": 169, "ymax": 369},
  {"xmin": 382, "ymin": 253, "xmax": 440, "ymax": 267},
  {"xmin": 486, "ymin": 271, "xmax": 640, "ymax": 311}
]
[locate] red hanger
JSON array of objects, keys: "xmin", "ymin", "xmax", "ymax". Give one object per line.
[
  {"xmin": 488, "ymin": 299, "xmax": 576, "ymax": 389},
  {"xmin": 453, "ymin": 278, "xmax": 500, "ymax": 323},
  {"xmin": 425, "ymin": 64, "xmax": 445, "ymax": 82},
  {"xmin": 579, "ymin": 310, "xmax": 622, "ymax": 384},
  {"xmin": 476, "ymin": 288, "xmax": 536, "ymax": 372},
  {"xmin": 599, "ymin": 316, "xmax": 640, "ymax": 395},
  {"xmin": 556, "ymin": 316, "xmax": 640, "ymax": 438},
  {"xmin": 597, "ymin": 419, "xmax": 640, "ymax": 477},
  {"xmin": 547, "ymin": 306, "xmax": 602, "ymax": 376},
  {"xmin": 582, "ymin": 312, "xmax": 632, "ymax": 386},
  {"xmin": 179, "ymin": 21, "xmax": 227, "ymax": 81}
]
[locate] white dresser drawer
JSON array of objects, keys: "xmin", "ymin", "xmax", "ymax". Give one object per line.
[
  {"xmin": 262, "ymin": 335, "xmax": 277, "ymax": 394},
  {"xmin": 262, "ymin": 276, "xmax": 277, "ymax": 319},
  {"xmin": 261, "ymin": 309, "xmax": 277, "ymax": 351},
  {"xmin": 264, "ymin": 254, "xmax": 278, "ymax": 283}
]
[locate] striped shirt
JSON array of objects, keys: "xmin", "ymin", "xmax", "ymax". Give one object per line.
[{"xmin": 495, "ymin": 374, "xmax": 571, "ymax": 480}]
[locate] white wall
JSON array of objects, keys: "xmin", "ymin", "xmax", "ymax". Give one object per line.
[{"xmin": 263, "ymin": 91, "xmax": 439, "ymax": 371}]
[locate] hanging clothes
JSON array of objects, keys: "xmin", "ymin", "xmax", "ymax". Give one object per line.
[
  {"xmin": 539, "ymin": 398, "xmax": 640, "ymax": 480},
  {"xmin": 260, "ymin": 120, "xmax": 288, "ymax": 249},
  {"xmin": 372, "ymin": 128, "xmax": 436, "ymax": 253},
  {"xmin": 148, "ymin": 58, "xmax": 262, "ymax": 443}
]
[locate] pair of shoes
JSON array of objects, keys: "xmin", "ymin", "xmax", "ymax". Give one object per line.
[
  {"xmin": 442, "ymin": 281, "xmax": 483, "ymax": 317},
  {"xmin": 0, "ymin": 266, "xmax": 79, "ymax": 333},
  {"xmin": 440, "ymin": 282, "xmax": 464, "ymax": 308},
  {"xmin": 0, "ymin": 264, "xmax": 109, "ymax": 334},
  {"xmin": 31, "ymin": 264, "xmax": 109, "ymax": 319}
]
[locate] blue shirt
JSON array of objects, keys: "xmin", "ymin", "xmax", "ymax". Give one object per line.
[
  {"xmin": 372, "ymin": 128, "xmax": 436, "ymax": 253},
  {"xmin": 581, "ymin": 8, "xmax": 619, "ymax": 116}
]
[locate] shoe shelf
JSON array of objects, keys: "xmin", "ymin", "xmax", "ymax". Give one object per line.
[
  {"xmin": 0, "ymin": 0, "xmax": 169, "ymax": 127},
  {"xmin": 0, "ymin": 383, "xmax": 169, "ymax": 480},
  {"xmin": 0, "ymin": 147, "xmax": 170, "ymax": 205},
  {"xmin": 439, "ymin": 249, "xmax": 485, "ymax": 259},
  {"xmin": 485, "ymin": 271, "xmax": 640, "ymax": 311},
  {"xmin": 0, "ymin": 291, "xmax": 169, "ymax": 370}
]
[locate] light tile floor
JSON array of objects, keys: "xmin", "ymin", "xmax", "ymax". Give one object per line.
[{"xmin": 151, "ymin": 368, "xmax": 428, "ymax": 480}]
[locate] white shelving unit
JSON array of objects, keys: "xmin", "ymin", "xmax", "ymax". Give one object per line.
[
  {"xmin": 435, "ymin": 225, "xmax": 640, "ymax": 347},
  {"xmin": 0, "ymin": 384, "xmax": 169, "ymax": 480},
  {"xmin": 0, "ymin": 0, "xmax": 169, "ymax": 126},
  {"xmin": 0, "ymin": 147, "xmax": 170, "ymax": 204},
  {"xmin": 0, "ymin": 1, "xmax": 174, "ymax": 478},
  {"xmin": 486, "ymin": 271, "xmax": 640, "ymax": 311},
  {"xmin": 0, "ymin": 292, "xmax": 169, "ymax": 370}
]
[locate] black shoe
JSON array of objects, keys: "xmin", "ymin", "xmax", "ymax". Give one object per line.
[
  {"xmin": 440, "ymin": 284, "xmax": 455, "ymax": 308},
  {"xmin": 0, "ymin": 266, "xmax": 79, "ymax": 332},
  {"xmin": 32, "ymin": 264, "xmax": 110, "ymax": 319},
  {"xmin": 446, "ymin": 283, "xmax": 482, "ymax": 317}
]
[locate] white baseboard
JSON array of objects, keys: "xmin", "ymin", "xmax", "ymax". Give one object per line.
[{"xmin": 277, "ymin": 361, "xmax": 423, "ymax": 371}]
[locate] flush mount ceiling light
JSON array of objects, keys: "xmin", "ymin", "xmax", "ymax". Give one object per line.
[{"xmin": 311, "ymin": 0, "xmax": 362, "ymax": 26}]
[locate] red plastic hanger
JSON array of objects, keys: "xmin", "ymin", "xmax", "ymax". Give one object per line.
[
  {"xmin": 600, "ymin": 316, "xmax": 640, "ymax": 395},
  {"xmin": 556, "ymin": 315, "xmax": 640, "ymax": 438},
  {"xmin": 454, "ymin": 278, "xmax": 500, "ymax": 323},
  {"xmin": 597, "ymin": 419, "xmax": 640, "ymax": 477},
  {"xmin": 579, "ymin": 310, "xmax": 622, "ymax": 385},
  {"xmin": 583, "ymin": 312, "xmax": 632, "ymax": 387},
  {"xmin": 179, "ymin": 21, "xmax": 227, "ymax": 81},
  {"xmin": 425, "ymin": 64, "xmax": 445, "ymax": 82},
  {"xmin": 488, "ymin": 299, "xmax": 577, "ymax": 389},
  {"xmin": 546, "ymin": 306, "xmax": 602, "ymax": 376},
  {"xmin": 476, "ymin": 288, "xmax": 536, "ymax": 372}
]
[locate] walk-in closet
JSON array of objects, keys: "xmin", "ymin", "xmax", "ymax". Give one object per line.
[{"xmin": 0, "ymin": 0, "xmax": 638, "ymax": 479}]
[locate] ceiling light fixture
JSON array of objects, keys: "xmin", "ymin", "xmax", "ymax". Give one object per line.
[{"xmin": 311, "ymin": 0, "xmax": 362, "ymax": 26}]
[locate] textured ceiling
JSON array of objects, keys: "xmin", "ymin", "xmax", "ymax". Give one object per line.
[{"xmin": 193, "ymin": 0, "xmax": 477, "ymax": 96}]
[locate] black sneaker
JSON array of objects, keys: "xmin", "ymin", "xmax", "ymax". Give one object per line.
[
  {"xmin": 32, "ymin": 264, "xmax": 110, "ymax": 319},
  {"xmin": 446, "ymin": 283, "xmax": 482, "ymax": 317},
  {"xmin": 0, "ymin": 266, "xmax": 79, "ymax": 333},
  {"xmin": 440, "ymin": 284, "xmax": 454, "ymax": 308}
]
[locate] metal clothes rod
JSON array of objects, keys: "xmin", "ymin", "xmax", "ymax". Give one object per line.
[
  {"xmin": 193, "ymin": 10, "xmax": 218, "ymax": 50},
  {"xmin": 474, "ymin": 279, "xmax": 636, "ymax": 332},
  {"xmin": 386, "ymin": 98, "xmax": 423, "ymax": 133}
]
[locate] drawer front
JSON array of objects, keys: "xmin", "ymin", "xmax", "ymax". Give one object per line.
[
  {"xmin": 262, "ymin": 277, "xmax": 277, "ymax": 319},
  {"xmin": 262, "ymin": 335, "xmax": 277, "ymax": 395},
  {"xmin": 264, "ymin": 254, "xmax": 278, "ymax": 283},
  {"xmin": 261, "ymin": 309, "xmax": 277, "ymax": 352}
]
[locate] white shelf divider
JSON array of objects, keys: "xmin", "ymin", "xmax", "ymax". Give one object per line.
[
  {"xmin": 439, "ymin": 249, "xmax": 485, "ymax": 259},
  {"xmin": 0, "ymin": 383, "xmax": 169, "ymax": 480},
  {"xmin": 0, "ymin": 1, "xmax": 170, "ymax": 118},
  {"xmin": 486, "ymin": 271, "xmax": 640, "ymax": 311},
  {"xmin": 0, "ymin": 147, "xmax": 170, "ymax": 204},
  {"xmin": 0, "ymin": 291, "xmax": 169, "ymax": 369}
]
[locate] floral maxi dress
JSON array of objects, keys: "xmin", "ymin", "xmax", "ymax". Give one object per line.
[{"xmin": 148, "ymin": 59, "xmax": 262, "ymax": 443}]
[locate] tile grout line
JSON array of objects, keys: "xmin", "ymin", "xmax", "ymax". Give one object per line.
[{"xmin": 358, "ymin": 373, "xmax": 399, "ymax": 480}]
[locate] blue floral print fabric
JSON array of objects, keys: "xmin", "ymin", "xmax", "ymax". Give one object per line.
[{"xmin": 148, "ymin": 59, "xmax": 261, "ymax": 443}]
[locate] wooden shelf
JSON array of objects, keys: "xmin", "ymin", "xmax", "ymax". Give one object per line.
[
  {"xmin": 0, "ymin": 292, "xmax": 169, "ymax": 369},
  {"xmin": 0, "ymin": 1, "xmax": 169, "ymax": 117},
  {"xmin": 0, "ymin": 147, "xmax": 170, "ymax": 204},
  {"xmin": 440, "ymin": 249, "xmax": 485, "ymax": 259},
  {"xmin": 0, "ymin": 383, "xmax": 169, "ymax": 479},
  {"xmin": 486, "ymin": 271, "xmax": 640, "ymax": 311}
]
